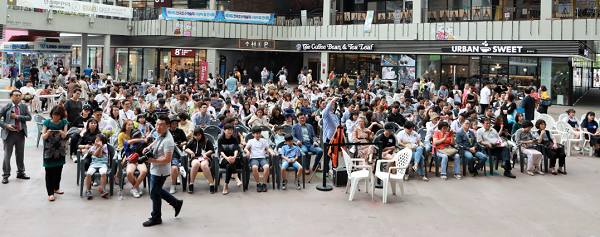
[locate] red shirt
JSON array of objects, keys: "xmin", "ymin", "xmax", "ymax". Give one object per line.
[{"xmin": 433, "ymin": 131, "xmax": 453, "ymax": 150}]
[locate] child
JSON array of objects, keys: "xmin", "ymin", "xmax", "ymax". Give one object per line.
[
  {"xmin": 244, "ymin": 127, "xmax": 276, "ymax": 192},
  {"xmin": 123, "ymin": 130, "xmax": 150, "ymax": 198},
  {"xmin": 86, "ymin": 135, "xmax": 110, "ymax": 200},
  {"xmin": 280, "ymin": 134, "xmax": 303, "ymax": 190},
  {"xmin": 273, "ymin": 126, "xmax": 285, "ymax": 145}
]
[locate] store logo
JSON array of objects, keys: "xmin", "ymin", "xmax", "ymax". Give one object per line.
[
  {"xmin": 9, "ymin": 44, "xmax": 28, "ymax": 49},
  {"xmin": 296, "ymin": 44, "xmax": 302, "ymax": 51},
  {"xmin": 442, "ymin": 41, "xmax": 536, "ymax": 54},
  {"xmin": 296, "ymin": 43, "xmax": 374, "ymax": 51}
]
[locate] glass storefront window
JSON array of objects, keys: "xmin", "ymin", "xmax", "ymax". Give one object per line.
[
  {"xmin": 113, "ymin": 48, "xmax": 129, "ymax": 81},
  {"xmin": 416, "ymin": 54, "xmax": 441, "ymax": 84},
  {"xmin": 143, "ymin": 48, "xmax": 157, "ymax": 82},
  {"xmin": 129, "ymin": 48, "xmax": 144, "ymax": 82}
]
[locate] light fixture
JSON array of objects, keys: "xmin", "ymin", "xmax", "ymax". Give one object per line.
[
  {"xmin": 371, "ymin": 55, "xmax": 376, "ymax": 60},
  {"xmin": 494, "ymin": 63, "xmax": 501, "ymax": 69},
  {"xmin": 523, "ymin": 67, "xmax": 528, "ymax": 72},
  {"xmin": 491, "ymin": 67, "xmax": 495, "ymax": 71}
]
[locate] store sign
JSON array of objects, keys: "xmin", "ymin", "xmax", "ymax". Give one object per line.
[
  {"xmin": 239, "ymin": 39, "xmax": 275, "ymax": 50},
  {"xmin": 9, "ymin": 44, "xmax": 30, "ymax": 49},
  {"xmin": 17, "ymin": 0, "xmax": 133, "ymax": 18},
  {"xmin": 171, "ymin": 48, "xmax": 196, "ymax": 57},
  {"xmin": 296, "ymin": 43, "xmax": 375, "ymax": 51},
  {"xmin": 441, "ymin": 41, "xmax": 536, "ymax": 54},
  {"xmin": 199, "ymin": 62, "xmax": 208, "ymax": 84},
  {"xmin": 40, "ymin": 44, "xmax": 71, "ymax": 50}
]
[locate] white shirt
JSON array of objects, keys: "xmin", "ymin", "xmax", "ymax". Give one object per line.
[
  {"xmin": 450, "ymin": 119, "xmax": 462, "ymax": 133},
  {"xmin": 119, "ymin": 109, "xmax": 135, "ymax": 120},
  {"xmin": 246, "ymin": 138, "xmax": 269, "ymax": 159},
  {"xmin": 280, "ymin": 75, "xmax": 287, "ymax": 86},
  {"xmin": 397, "ymin": 130, "xmax": 420, "ymax": 146},
  {"xmin": 480, "ymin": 86, "xmax": 491, "ymax": 104},
  {"xmin": 20, "ymin": 86, "xmax": 35, "ymax": 95}
]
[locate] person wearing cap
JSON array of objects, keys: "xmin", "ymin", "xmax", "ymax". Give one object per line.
[
  {"xmin": 231, "ymin": 94, "xmax": 242, "ymax": 110},
  {"xmin": 423, "ymin": 111, "xmax": 440, "ymax": 151},
  {"xmin": 191, "ymin": 103, "xmax": 211, "ymax": 129},
  {"xmin": 377, "ymin": 123, "xmax": 398, "ymax": 161},
  {"xmin": 168, "ymin": 114, "xmax": 188, "ymax": 194},
  {"xmin": 188, "ymin": 96, "xmax": 201, "ymax": 115}
]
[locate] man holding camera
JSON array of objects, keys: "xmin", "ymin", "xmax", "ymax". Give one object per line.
[{"xmin": 143, "ymin": 115, "xmax": 183, "ymax": 227}]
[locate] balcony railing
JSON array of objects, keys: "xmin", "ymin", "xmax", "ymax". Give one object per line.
[
  {"xmin": 554, "ymin": 1, "xmax": 600, "ymax": 19},
  {"xmin": 7, "ymin": 5, "xmax": 130, "ymax": 20},
  {"xmin": 423, "ymin": 5, "xmax": 540, "ymax": 23},
  {"xmin": 334, "ymin": 10, "xmax": 412, "ymax": 25}
]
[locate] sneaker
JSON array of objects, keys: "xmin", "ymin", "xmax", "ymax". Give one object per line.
[
  {"xmin": 173, "ymin": 199, "xmax": 183, "ymax": 217},
  {"xmin": 179, "ymin": 167, "xmax": 187, "ymax": 178},
  {"xmin": 170, "ymin": 185, "xmax": 177, "ymax": 194},
  {"xmin": 176, "ymin": 176, "xmax": 181, "ymax": 185},
  {"xmin": 131, "ymin": 188, "xmax": 140, "ymax": 198},
  {"xmin": 86, "ymin": 190, "xmax": 93, "ymax": 200},
  {"xmin": 573, "ymin": 146, "xmax": 581, "ymax": 151},
  {"xmin": 295, "ymin": 180, "xmax": 301, "ymax": 190},
  {"xmin": 142, "ymin": 218, "xmax": 162, "ymax": 227},
  {"xmin": 136, "ymin": 187, "xmax": 143, "ymax": 196},
  {"xmin": 100, "ymin": 189, "xmax": 109, "ymax": 198},
  {"xmin": 454, "ymin": 174, "xmax": 463, "ymax": 180},
  {"xmin": 262, "ymin": 183, "xmax": 268, "ymax": 192},
  {"xmin": 93, "ymin": 180, "xmax": 99, "ymax": 186},
  {"xmin": 282, "ymin": 180, "xmax": 287, "ymax": 190},
  {"xmin": 256, "ymin": 183, "xmax": 261, "ymax": 192},
  {"xmin": 584, "ymin": 147, "xmax": 590, "ymax": 151},
  {"xmin": 188, "ymin": 183, "xmax": 194, "ymax": 194},
  {"xmin": 209, "ymin": 184, "xmax": 215, "ymax": 194}
]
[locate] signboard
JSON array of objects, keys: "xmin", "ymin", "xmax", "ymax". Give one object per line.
[
  {"xmin": 154, "ymin": 0, "xmax": 172, "ymax": 8},
  {"xmin": 161, "ymin": 8, "xmax": 219, "ymax": 21},
  {"xmin": 199, "ymin": 62, "xmax": 208, "ymax": 83},
  {"xmin": 116, "ymin": 62, "xmax": 122, "ymax": 73},
  {"xmin": 148, "ymin": 70, "xmax": 154, "ymax": 81},
  {"xmin": 441, "ymin": 41, "xmax": 536, "ymax": 54},
  {"xmin": 171, "ymin": 48, "xmax": 196, "ymax": 57},
  {"xmin": 296, "ymin": 43, "xmax": 374, "ymax": 51},
  {"xmin": 16, "ymin": 0, "xmax": 133, "ymax": 18},
  {"xmin": 239, "ymin": 39, "xmax": 275, "ymax": 50},
  {"xmin": 221, "ymin": 11, "xmax": 274, "ymax": 24}
]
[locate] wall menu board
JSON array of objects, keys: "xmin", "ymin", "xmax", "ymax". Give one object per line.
[{"xmin": 381, "ymin": 54, "xmax": 416, "ymax": 86}]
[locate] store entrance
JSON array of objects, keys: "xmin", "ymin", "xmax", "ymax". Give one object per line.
[
  {"xmin": 441, "ymin": 65, "xmax": 469, "ymax": 86},
  {"xmin": 171, "ymin": 56, "xmax": 197, "ymax": 82},
  {"xmin": 359, "ymin": 60, "xmax": 381, "ymax": 86}
]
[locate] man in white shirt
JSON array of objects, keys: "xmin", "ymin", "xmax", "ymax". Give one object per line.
[
  {"xmin": 146, "ymin": 87, "xmax": 158, "ymax": 104},
  {"xmin": 260, "ymin": 67, "xmax": 269, "ymax": 86},
  {"xmin": 479, "ymin": 82, "xmax": 491, "ymax": 114},
  {"xmin": 19, "ymin": 81, "xmax": 38, "ymax": 113},
  {"xmin": 119, "ymin": 100, "xmax": 136, "ymax": 120}
]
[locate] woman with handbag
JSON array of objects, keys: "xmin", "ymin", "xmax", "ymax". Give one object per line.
[
  {"xmin": 501, "ymin": 93, "xmax": 517, "ymax": 132},
  {"xmin": 41, "ymin": 106, "xmax": 69, "ymax": 201},
  {"xmin": 535, "ymin": 120, "xmax": 566, "ymax": 175},
  {"xmin": 432, "ymin": 121, "xmax": 462, "ymax": 180},
  {"xmin": 514, "ymin": 120, "xmax": 544, "ymax": 176},
  {"xmin": 537, "ymin": 86, "xmax": 550, "ymax": 114}
]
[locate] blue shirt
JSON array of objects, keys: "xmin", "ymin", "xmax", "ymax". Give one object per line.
[
  {"xmin": 10, "ymin": 66, "xmax": 19, "ymax": 77},
  {"xmin": 299, "ymin": 106, "xmax": 312, "ymax": 116},
  {"xmin": 225, "ymin": 77, "xmax": 238, "ymax": 94},
  {"xmin": 84, "ymin": 68, "xmax": 92, "ymax": 77},
  {"xmin": 322, "ymin": 103, "xmax": 339, "ymax": 141},
  {"xmin": 280, "ymin": 144, "xmax": 301, "ymax": 160}
]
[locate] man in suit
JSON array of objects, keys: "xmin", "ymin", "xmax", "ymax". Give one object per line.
[
  {"xmin": 0, "ymin": 90, "xmax": 32, "ymax": 184},
  {"xmin": 15, "ymin": 75, "xmax": 25, "ymax": 89},
  {"xmin": 455, "ymin": 119, "xmax": 487, "ymax": 177},
  {"xmin": 520, "ymin": 87, "xmax": 536, "ymax": 121},
  {"xmin": 291, "ymin": 113, "xmax": 323, "ymax": 175}
]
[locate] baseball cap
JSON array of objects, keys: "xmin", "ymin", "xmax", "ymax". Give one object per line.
[
  {"xmin": 233, "ymin": 95, "xmax": 239, "ymax": 99},
  {"xmin": 82, "ymin": 104, "xmax": 92, "ymax": 111},
  {"xmin": 384, "ymin": 123, "xmax": 395, "ymax": 132}
]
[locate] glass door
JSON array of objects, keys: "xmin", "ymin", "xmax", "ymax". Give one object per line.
[
  {"xmin": 359, "ymin": 60, "xmax": 382, "ymax": 87},
  {"xmin": 441, "ymin": 65, "xmax": 469, "ymax": 86}
]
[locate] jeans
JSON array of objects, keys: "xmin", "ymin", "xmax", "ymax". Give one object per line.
[
  {"xmin": 300, "ymin": 144, "xmax": 323, "ymax": 168},
  {"xmin": 436, "ymin": 152, "xmax": 460, "ymax": 175},
  {"xmin": 10, "ymin": 77, "xmax": 17, "ymax": 87},
  {"xmin": 463, "ymin": 150, "xmax": 487, "ymax": 172},
  {"xmin": 261, "ymin": 77, "xmax": 267, "ymax": 86},
  {"xmin": 411, "ymin": 146, "xmax": 425, "ymax": 175},
  {"xmin": 149, "ymin": 175, "xmax": 178, "ymax": 220}
]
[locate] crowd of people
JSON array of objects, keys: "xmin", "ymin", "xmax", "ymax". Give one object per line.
[{"xmin": 2, "ymin": 64, "xmax": 598, "ymax": 216}]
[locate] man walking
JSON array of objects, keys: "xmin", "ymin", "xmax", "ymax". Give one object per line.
[
  {"xmin": 0, "ymin": 90, "xmax": 32, "ymax": 184},
  {"xmin": 479, "ymin": 81, "xmax": 491, "ymax": 114},
  {"xmin": 9, "ymin": 63, "xmax": 19, "ymax": 87},
  {"xmin": 143, "ymin": 115, "xmax": 183, "ymax": 227},
  {"xmin": 29, "ymin": 64, "xmax": 39, "ymax": 88},
  {"xmin": 261, "ymin": 67, "xmax": 269, "ymax": 86},
  {"xmin": 520, "ymin": 87, "xmax": 536, "ymax": 121}
]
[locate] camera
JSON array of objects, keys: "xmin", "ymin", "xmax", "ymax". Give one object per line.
[{"xmin": 126, "ymin": 149, "xmax": 154, "ymax": 164}]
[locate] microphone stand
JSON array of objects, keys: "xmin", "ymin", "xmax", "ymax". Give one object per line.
[{"xmin": 316, "ymin": 100, "xmax": 343, "ymax": 191}]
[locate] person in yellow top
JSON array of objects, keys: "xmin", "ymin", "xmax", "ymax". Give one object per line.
[
  {"xmin": 537, "ymin": 85, "xmax": 551, "ymax": 114},
  {"xmin": 117, "ymin": 120, "xmax": 135, "ymax": 150}
]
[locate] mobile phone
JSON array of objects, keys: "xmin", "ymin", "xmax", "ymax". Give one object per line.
[{"xmin": 441, "ymin": 116, "xmax": 447, "ymax": 120}]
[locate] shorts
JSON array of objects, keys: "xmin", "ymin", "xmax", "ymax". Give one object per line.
[
  {"xmin": 281, "ymin": 160, "xmax": 302, "ymax": 170},
  {"xmin": 171, "ymin": 157, "xmax": 179, "ymax": 167},
  {"xmin": 87, "ymin": 166, "xmax": 108, "ymax": 175},
  {"xmin": 249, "ymin": 158, "xmax": 269, "ymax": 167}
]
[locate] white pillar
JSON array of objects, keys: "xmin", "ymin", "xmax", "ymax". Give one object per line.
[
  {"xmin": 413, "ymin": 0, "xmax": 423, "ymax": 23},
  {"xmin": 323, "ymin": 0, "xmax": 331, "ymax": 26},
  {"xmin": 540, "ymin": 0, "xmax": 553, "ymax": 20},
  {"xmin": 81, "ymin": 33, "xmax": 88, "ymax": 75},
  {"xmin": 103, "ymin": 34, "xmax": 111, "ymax": 75},
  {"xmin": 320, "ymin": 52, "xmax": 328, "ymax": 85},
  {"xmin": 206, "ymin": 49, "xmax": 220, "ymax": 76},
  {"xmin": 209, "ymin": 0, "xmax": 216, "ymax": 10}
]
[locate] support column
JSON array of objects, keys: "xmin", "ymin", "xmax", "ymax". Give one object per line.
[
  {"xmin": 206, "ymin": 49, "xmax": 220, "ymax": 77},
  {"xmin": 323, "ymin": 0, "xmax": 332, "ymax": 26},
  {"xmin": 103, "ymin": 34, "xmax": 111, "ymax": 75},
  {"xmin": 540, "ymin": 0, "xmax": 553, "ymax": 20},
  {"xmin": 209, "ymin": 0, "xmax": 216, "ymax": 10},
  {"xmin": 81, "ymin": 33, "xmax": 88, "ymax": 76},
  {"xmin": 413, "ymin": 0, "xmax": 423, "ymax": 23},
  {"xmin": 320, "ymin": 52, "xmax": 328, "ymax": 85}
]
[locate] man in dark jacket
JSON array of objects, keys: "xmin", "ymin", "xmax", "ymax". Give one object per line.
[
  {"xmin": 520, "ymin": 87, "xmax": 536, "ymax": 121},
  {"xmin": 455, "ymin": 119, "xmax": 487, "ymax": 176},
  {"xmin": 387, "ymin": 104, "xmax": 406, "ymax": 127}
]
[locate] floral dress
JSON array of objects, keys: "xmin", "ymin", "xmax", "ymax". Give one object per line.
[
  {"xmin": 42, "ymin": 119, "xmax": 68, "ymax": 168},
  {"xmin": 352, "ymin": 127, "xmax": 375, "ymax": 159}
]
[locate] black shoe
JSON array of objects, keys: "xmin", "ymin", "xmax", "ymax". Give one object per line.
[
  {"xmin": 504, "ymin": 171, "xmax": 516, "ymax": 179},
  {"xmin": 188, "ymin": 184, "xmax": 194, "ymax": 194},
  {"xmin": 557, "ymin": 169, "xmax": 567, "ymax": 175},
  {"xmin": 257, "ymin": 184, "xmax": 262, "ymax": 192},
  {"xmin": 262, "ymin": 183, "xmax": 267, "ymax": 192},
  {"xmin": 209, "ymin": 185, "xmax": 215, "ymax": 194},
  {"xmin": 2, "ymin": 177, "xmax": 8, "ymax": 184},
  {"xmin": 16, "ymin": 174, "xmax": 30, "ymax": 180},
  {"xmin": 142, "ymin": 218, "xmax": 162, "ymax": 227},
  {"xmin": 174, "ymin": 199, "xmax": 183, "ymax": 217},
  {"xmin": 282, "ymin": 180, "xmax": 287, "ymax": 190}
]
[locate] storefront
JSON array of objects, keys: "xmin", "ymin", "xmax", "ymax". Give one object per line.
[{"xmin": 1, "ymin": 42, "xmax": 73, "ymax": 78}]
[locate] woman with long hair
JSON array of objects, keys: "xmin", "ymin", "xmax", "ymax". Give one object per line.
[
  {"xmin": 78, "ymin": 118, "xmax": 101, "ymax": 155},
  {"xmin": 185, "ymin": 128, "xmax": 216, "ymax": 194},
  {"xmin": 563, "ymin": 109, "xmax": 582, "ymax": 151},
  {"xmin": 581, "ymin": 111, "xmax": 600, "ymax": 156},
  {"xmin": 108, "ymin": 105, "xmax": 123, "ymax": 143},
  {"xmin": 117, "ymin": 119, "xmax": 135, "ymax": 150},
  {"xmin": 239, "ymin": 101, "xmax": 253, "ymax": 126},
  {"xmin": 535, "ymin": 120, "xmax": 566, "ymax": 175},
  {"xmin": 514, "ymin": 120, "xmax": 543, "ymax": 176},
  {"xmin": 537, "ymin": 85, "xmax": 550, "ymax": 114}
]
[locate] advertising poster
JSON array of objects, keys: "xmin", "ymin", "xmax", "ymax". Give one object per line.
[
  {"xmin": 382, "ymin": 67, "xmax": 397, "ymax": 80},
  {"xmin": 148, "ymin": 70, "xmax": 154, "ymax": 81},
  {"xmin": 199, "ymin": 62, "xmax": 208, "ymax": 83}
]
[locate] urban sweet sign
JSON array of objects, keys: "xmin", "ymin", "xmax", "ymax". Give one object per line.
[
  {"xmin": 296, "ymin": 43, "xmax": 374, "ymax": 51},
  {"xmin": 441, "ymin": 41, "xmax": 536, "ymax": 54}
]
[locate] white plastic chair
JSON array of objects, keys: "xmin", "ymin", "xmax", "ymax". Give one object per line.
[
  {"xmin": 341, "ymin": 149, "xmax": 374, "ymax": 202},
  {"xmin": 34, "ymin": 89, "xmax": 42, "ymax": 112},
  {"xmin": 374, "ymin": 148, "xmax": 412, "ymax": 204},
  {"xmin": 557, "ymin": 114, "xmax": 567, "ymax": 124},
  {"xmin": 537, "ymin": 114, "xmax": 558, "ymax": 135},
  {"xmin": 534, "ymin": 111, "xmax": 540, "ymax": 120},
  {"xmin": 556, "ymin": 121, "xmax": 585, "ymax": 156}
]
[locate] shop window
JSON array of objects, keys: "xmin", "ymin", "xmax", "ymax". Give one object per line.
[
  {"xmin": 416, "ymin": 54, "xmax": 441, "ymax": 83},
  {"xmin": 114, "ymin": 48, "xmax": 129, "ymax": 81},
  {"xmin": 143, "ymin": 48, "xmax": 157, "ymax": 82}
]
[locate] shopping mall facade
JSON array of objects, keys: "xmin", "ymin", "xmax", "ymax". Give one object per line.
[{"xmin": 1, "ymin": 0, "xmax": 599, "ymax": 105}]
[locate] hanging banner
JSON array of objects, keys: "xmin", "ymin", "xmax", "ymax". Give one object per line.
[
  {"xmin": 16, "ymin": 0, "xmax": 132, "ymax": 18},
  {"xmin": 199, "ymin": 62, "xmax": 208, "ymax": 84},
  {"xmin": 160, "ymin": 8, "xmax": 219, "ymax": 21},
  {"xmin": 221, "ymin": 11, "xmax": 274, "ymax": 24},
  {"xmin": 364, "ymin": 10, "xmax": 374, "ymax": 33}
]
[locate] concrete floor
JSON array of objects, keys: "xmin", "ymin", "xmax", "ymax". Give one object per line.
[{"xmin": 0, "ymin": 79, "xmax": 600, "ymax": 236}]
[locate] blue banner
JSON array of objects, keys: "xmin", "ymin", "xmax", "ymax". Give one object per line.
[
  {"xmin": 161, "ymin": 8, "xmax": 219, "ymax": 21},
  {"xmin": 220, "ymin": 11, "xmax": 274, "ymax": 24}
]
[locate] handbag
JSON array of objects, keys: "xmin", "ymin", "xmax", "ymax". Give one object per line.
[
  {"xmin": 540, "ymin": 99, "xmax": 552, "ymax": 106},
  {"xmin": 438, "ymin": 147, "xmax": 458, "ymax": 157}
]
